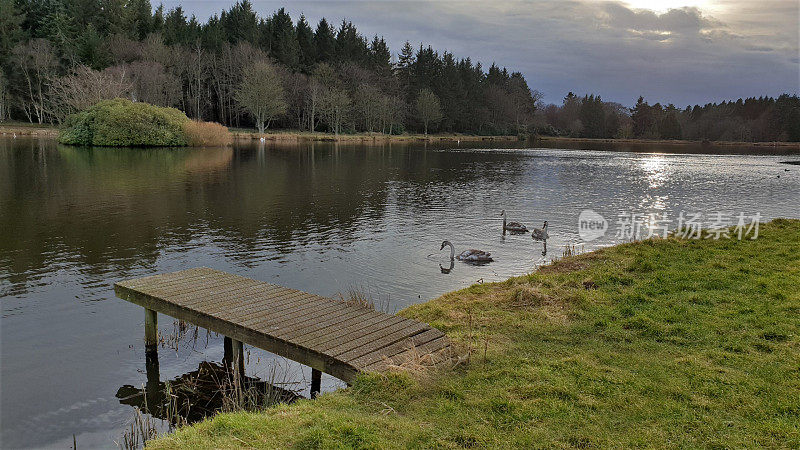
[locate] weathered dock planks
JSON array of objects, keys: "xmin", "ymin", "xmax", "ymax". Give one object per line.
[{"xmin": 115, "ymin": 268, "xmax": 451, "ymax": 384}]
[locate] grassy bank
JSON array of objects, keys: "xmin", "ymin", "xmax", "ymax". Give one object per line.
[
  {"xmin": 0, "ymin": 121, "xmax": 58, "ymax": 137},
  {"xmin": 231, "ymin": 129, "xmax": 520, "ymax": 143},
  {"xmin": 152, "ymin": 219, "xmax": 800, "ymax": 448}
]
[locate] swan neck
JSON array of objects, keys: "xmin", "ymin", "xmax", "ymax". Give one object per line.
[{"xmin": 448, "ymin": 242, "xmax": 455, "ymax": 260}]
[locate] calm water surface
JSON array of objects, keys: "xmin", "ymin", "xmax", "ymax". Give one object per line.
[{"xmin": 2, "ymin": 137, "xmax": 799, "ymax": 448}]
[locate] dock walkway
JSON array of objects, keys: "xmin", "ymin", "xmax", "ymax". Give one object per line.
[{"xmin": 115, "ymin": 268, "xmax": 451, "ymax": 386}]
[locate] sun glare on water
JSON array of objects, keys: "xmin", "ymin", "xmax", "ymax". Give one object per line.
[{"xmin": 623, "ymin": 0, "xmax": 712, "ymax": 13}]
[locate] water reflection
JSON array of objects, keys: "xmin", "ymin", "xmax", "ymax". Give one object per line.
[
  {"xmin": 1, "ymin": 136, "xmax": 799, "ymax": 447},
  {"xmin": 116, "ymin": 360, "xmax": 298, "ymax": 425},
  {"xmin": 439, "ymin": 260, "xmax": 454, "ymax": 274}
]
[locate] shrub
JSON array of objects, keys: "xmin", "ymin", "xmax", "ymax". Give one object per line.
[
  {"xmin": 182, "ymin": 120, "xmax": 232, "ymax": 147},
  {"xmin": 59, "ymin": 98, "xmax": 190, "ymax": 147}
]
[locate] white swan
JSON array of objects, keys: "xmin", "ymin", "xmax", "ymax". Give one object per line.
[
  {"xmin": 500, "ymin": 210, "xmax": 528, "ymax": 233},
  {"xmin": 531, "ymin": 221, "xmax": 549, "ymax": 241},
  {"xmin": 441, "ymin": 240, "xmax": 493, "ymax": 262},
  {"xmin": 259, "ymin": 137, "xmax": 266, "ymax": 142}
]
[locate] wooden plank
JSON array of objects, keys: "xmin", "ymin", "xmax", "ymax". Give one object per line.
[
  {"xmin": 137, "ymin": 275, "xmax": 255, "ymax": 307},
  {"xmin": 263, "ymin": 298, "xmax": 355, "ymax": 329},
  {"xmin": 364, "ymin": 336, "xmax": 452, "ymax": 372},
  {"xmin": 301, "ymin": 313, "xmax": 409, "ymax": 350},
  {"xmin": 237, "ymin": 291, "xmax": 326, "ymax": 327},
  {"xmin": 349, "ymin": 328, "xmax": 444, "ymax": 369},
  {"xmin": 266, "ymin": 305, "xmax": 374, "ymax": 341},
  {"xmin": 327, "ymin": 319, "xmax": 428, "ymax": 358},
  {"xmin": 239, "ymin": 293, "xmax": 340, "ymax": 329},
  {"xmin": 114, "ymin": 268, "xmax": 450, "ymax": 384},
  {"xmin": 115, "ymin": 284, "xmax": 360, "ymax": 382},
  {"xmin": 180, "ymin": 283, "xmax": 288, "ymax": 318},
  {"xmin": 283, "ymin": 307, "xmax": 383, "ymax": 344},
  {"xmin": 208, "ymin": 285, "xmax": 307, "ymax": 319},
  {"xmin": 122, "ymin": 270, "xmax": 219, "ymax": 297}
]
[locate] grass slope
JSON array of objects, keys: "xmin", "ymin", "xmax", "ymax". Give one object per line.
[{"xmin": 152, "ymin": 219, "xmax": 800, "ymax": 448}]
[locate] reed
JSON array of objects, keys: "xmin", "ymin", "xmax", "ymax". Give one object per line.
[
  {"xmin": 182, "ymin": 120, "xmax": 233, "ymax": 147},
  {"xmin": 337, "ymin": 285, "xmax": 393, "ymax": 313}
]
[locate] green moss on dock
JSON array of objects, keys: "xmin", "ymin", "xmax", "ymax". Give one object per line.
[{"xmin": 151, "ymin": 219, "xmax": 800, "ymax": 448}]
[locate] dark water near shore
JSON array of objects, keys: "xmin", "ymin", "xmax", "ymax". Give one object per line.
[{"xmin": 2, "ymin": 137, "xmax": 799, "ymax": 448}]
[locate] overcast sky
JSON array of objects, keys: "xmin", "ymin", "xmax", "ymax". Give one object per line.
[{"xmin": 162, "ymin": 0, "xmax": 799, "ymax": 106}]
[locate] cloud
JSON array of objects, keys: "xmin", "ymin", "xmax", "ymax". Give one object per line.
[{"xmin": 164, "ymin": 0, "xmax": 800, "ymax": 106}]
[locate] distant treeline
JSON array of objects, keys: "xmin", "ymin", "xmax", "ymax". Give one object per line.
[
  {"xmin": 1, "ymin": 0, "xmax": 797, "ymax": 141},
  {"xmin": 0, "ymin": 0, "xmax": 538, "ymax": 135},
  {"xmin": 538, "ymin": 93, "xmax": 800, "ymax": 142}
]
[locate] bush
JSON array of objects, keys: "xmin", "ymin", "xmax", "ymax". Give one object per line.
[
  {"xmin": 59, "ymin": 98, "xmax": 190, "ymax": 147},
  {"xmin": 182, "ymin": 120, "xmax": 232, "ymax": 147}
]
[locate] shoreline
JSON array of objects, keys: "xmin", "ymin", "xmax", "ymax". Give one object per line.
[
  {"xmin": 151, "ymin": 219, "xmax": 800, "ymax": 448},
  {"xmin": 230, "ymin": 129, "xmax": 520, "ymax": 143},
  {"xmin": 534, "ymin": 135, "xmax": 800, "ymax": 149},
  {"xmin": 3, "ymin": 123, "xmax": 799, "ymax": 149}
]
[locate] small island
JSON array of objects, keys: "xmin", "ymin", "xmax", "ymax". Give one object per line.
[{"xmin": 59, "ymin": 98, "xmax": 231, "ymax": 147}]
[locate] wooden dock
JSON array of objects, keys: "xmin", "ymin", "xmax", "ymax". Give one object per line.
[{"xmin": 115, "ymin": 268, "xmax": 451, "ymax": 391}]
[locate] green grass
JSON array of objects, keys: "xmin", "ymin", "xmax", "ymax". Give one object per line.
[{"xmin": 152, "ymin": 219, "xmax": 800, "ymax": 448}]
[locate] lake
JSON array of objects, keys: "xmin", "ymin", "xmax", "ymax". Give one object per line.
[{"xmin": 1, "ymin": 136, "xmax": 799, "ymax": 448}]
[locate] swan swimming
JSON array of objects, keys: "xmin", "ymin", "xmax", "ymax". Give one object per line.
[
  {"xmin": 531, "ymin": 221, "xmax": 549, "ymax": 241},
  {"xmin": 440, "ymin": 240, "xmax": 493, "ymax": 262},
  {"xmin": 500, "ymin": 210, "xmax": 528, "ymax": 233}
]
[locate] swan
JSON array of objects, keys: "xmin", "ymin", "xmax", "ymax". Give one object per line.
[
  {"xmin": 441, "ymin": 240, "xmax": 493, "ymax": 262},
  {"xmin": 531, "ymin": 221, "xmax": 549, "ymax": 241},
  {"xmin": 259, "ymin": 137, "xmax": 265, "ymax": 142},
  {"xmin": 500, "ymin": 210, "xmax": 528, "ymax": 233}
]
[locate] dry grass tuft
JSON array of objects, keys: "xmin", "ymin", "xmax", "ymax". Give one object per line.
[
  {"xmin": 118, "ymin": 407, "xmax": 158, "ymax": 449},
  {"xmin": 183, "ymin": 120, "xmax": 233, "ymax": 147},
  {"xmin": 336, "ymin": 285, "xmax": 393, "ymax": 313},
  {"xmin": 508, "ymin": 285, "xmax": 550, "ymax": 308},
  {"xmin": 337, "ymin": 286, "xmax": 376, "ymax": 310},
  {"xmin": 380, "ymin": 342, "xmax": 465, "ymax": 377}
]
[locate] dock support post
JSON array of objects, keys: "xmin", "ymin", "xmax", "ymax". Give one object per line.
[
  {"xmin": 144, "ymin": 308, "xmax": 158, "ymax": 354},
  {"xmin": 311, "ymin": 368, "xmax": 322, "ymax": 399},
  {"xmin": 231, "ymin": 339, "xmax": 244, "ymax": 379}
]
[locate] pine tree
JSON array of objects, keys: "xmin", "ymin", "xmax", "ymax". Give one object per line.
[
  {"xmin": 126, "ymin": 0, "xmax": 152, "ymax": 39},
  {"xmin": 313, "ymin": 18, "xmax": 335, "ymax": 63},
  {"xmin": 296, "ymin": 14, "xmax": 315, "ymax": 73},
  {"xmin": 268, "ymin": 8, "xmax": 299, "ymax": 69}
]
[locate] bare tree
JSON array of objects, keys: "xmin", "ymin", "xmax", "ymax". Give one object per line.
[
  {"xmin": 236, "ymin": 60, "xmax": 287, "ymax": 133},
  {"xmin": 353, "ymin": 83, "xmax": 382, "ymax": 132},
  {"xmin": 186, "ymin": 41, "xmax": 205, "ymax": 119},
  {"xmin": 320, "ymin": 87, "xmax": 350, "ymax": 136},
  {"xmin": 378, "ymin": 94, "xmax": 404, "ymax": 134},
  {"xmin": 109, "ymin": 61, "xmax": 181, "ymax": 107},
  {"xmin": 0, "ymin": 71, "xmax": 8, "ymax": 121},
  {"xmin": 284, "ymin": 71, "xmax": 308, "ymax": 130},
  {"xmin": 415, "ymin": 88, "xmax": 442, "ymax": 136},
  {"xmin": 13, "ymin": 39, "xmax": 57, "ymax": 123},
  {"xmin": 48, "ymin": 66, "xmax": 132, "ymax": 122},
  {"xmin": 305, "ymin": 78, "xmax": 323, "ymax": 132}
]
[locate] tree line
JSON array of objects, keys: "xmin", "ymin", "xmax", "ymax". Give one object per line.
[
  {"xmin": 537, "ymin": 93, "xmax": 800, "ymax": 142},
  {"xmin": 1, "ymin": 0, "xmax": 796, "ymax": 141},
  {"xmin": 0, "ymin": 0, "xmax": 539, "ymax": 135}
]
